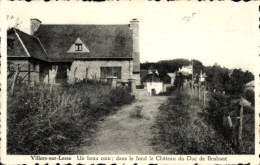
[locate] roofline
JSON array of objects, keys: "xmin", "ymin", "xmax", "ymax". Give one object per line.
[
  {"xmin": 47, "ymin": 61, "xmax": 72, "ymax": 64},
  {"xmin": 31, "ymin": 18, "xmax": 42, "ymax": 23},
  {"xmin": 73, "ymin": 57, "xmax": 133, "ymax": 61},
  {"xmin": 8, "ymin": 56, "xmax": 31, "ymax": 59},
  {"xmin": 7, "ymin": 56, "xmax": 49, "ymax": 63},
  {"xmin": 35, "ymin": 37, "xmax": 50, "ymax": 60},
  {"xmin": 14, "ymin": 29, "xmax": 30, "ymax": 57},
  {"xmin": 40, "ymin": 23, "xmax": 130, "ymax": 26}
]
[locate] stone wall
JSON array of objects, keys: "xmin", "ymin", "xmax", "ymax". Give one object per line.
[{"xmin": 67, "ymin": 60, "xmax": 133, "ymax": 83}]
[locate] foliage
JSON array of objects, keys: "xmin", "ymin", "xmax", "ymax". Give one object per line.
[
  {"xmin": 243, "ymin": 89, "xmax": 255, "ymax": 106},
  {"xmin": 141, "ymin": 59, "xmax": 254, "ymax": 96},
  {"xmin": 206, "ymin": 93, "xmax": 254, "ymax": 154},
  {"xmin": 141, "ymin": 58, "xmax": 191, "ymax": 80},
  {"xmin": 7, "ymin": 82, "xmax": 134, "ymax": 154},
  {"xmin": 110, "ymin": 87, "xmax": 135, "ymax": 106},
  {"xmin": 205, "ymin": 66, "xmax": 254, "ymax": 95},
  {"xmin": 153, "ymin": 90, "xmax": 234, "ymax": 154}
]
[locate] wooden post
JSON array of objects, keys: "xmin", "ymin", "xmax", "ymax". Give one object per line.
[
  {"xmin": 238, "ymin": 105, "xmax": 243, "ymax": 146},
  {"xmin": 198, "ymin": 83, "xmax": 200, "ymax": 100},
  {"xmin": 203, "ymin": 90, "xmax": 206, "ymax": 107},
  {"xmin": 11, "ymin": 66, "xmax": 19, "ymax": 95},
  {"xmin": 227, "ymin": 115, "xmax": 233, "ymax": 128},
  {"xmin": 191, "ymin": 59, "xmax": 193, "ymax": 95},
  {"xmin": 73, "ymin": 67, "xmax": 77, "ymax": 83},
  {"xmin": 28, "ymin": 64, "xmax": 31, "ymax": 84}
]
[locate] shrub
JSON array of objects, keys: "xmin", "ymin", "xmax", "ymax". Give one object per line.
[
  {"xmin": 110, "ymin": 87, "xmax": 135, "ymax": 106},
  {"xmin": 206, "ymin": 92, "xmax": 254, "ymax": 154},
  {"xmin": 7, "ymin": 82, "xmax": 134, "ymax": 154},
  {"xmin": 153, "ymin": 90, "xmax": 235, "ymax": 154},
  {"xmin": 130, "ymin": 105, "xmax": 144, "ymax": 119}
]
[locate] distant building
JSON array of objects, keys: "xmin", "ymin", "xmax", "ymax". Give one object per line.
[
  {"xmin": 178, "ymin": 65, "xmax": 192, "ymax": 76},
  {"xmin": 199, "ymin": 71, "xmax": 207, "ymax": 82},
  {"xmin": 141, "ymin": 70, "xmax": 163, "ymax": 95}
]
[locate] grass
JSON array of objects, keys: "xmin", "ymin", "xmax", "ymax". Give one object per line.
[
  {"xmin": 7, "ymin": 81, "xmax": 134, "ymax": 154},
  {"xmin": 129, "ymin": 105, "xmax": 144, "ymax": 119},
  {"xmin": 153, "ymin": 90, "xmax": 235, "ymax": 154},
  {"xmin": 153, "ymin": 89, "xmax": 254, "ymax": 154}
]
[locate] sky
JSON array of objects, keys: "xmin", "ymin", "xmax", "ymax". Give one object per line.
[{"xmin": 3, "ymin": 1, "xmax": 259, "ymax": 74}]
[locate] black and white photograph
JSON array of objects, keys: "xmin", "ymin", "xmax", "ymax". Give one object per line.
[{"xmin": 1, "ymin": 1, "xmax": 259, "ymax": 164}]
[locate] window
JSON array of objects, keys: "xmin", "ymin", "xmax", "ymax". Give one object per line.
[
  {"xmin": 100, "ymin": 67, "xmax": 121, "ymax": 79},
  {"xmin": 75, "ymin": 44, "xmax": 82, "ymax": 51}
]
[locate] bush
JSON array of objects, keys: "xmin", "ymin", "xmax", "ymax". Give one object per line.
[
  {"xmin": 153, "ymin": 90, "xmax": 233, "ymax": 154},
  {"xmin": 206, "ymin": 92, "xmax": 254, "ymax": 154},
  {"xmin": 7, "ymin": 82, "xmax": 134, "ymax": 154},
  {"xmin": 110, "ymin": 87, "xmax": 135, "ymax": 106},
  {"xmin": 130, "ymin": 105, "xmax": 144, "ymax": 119}
]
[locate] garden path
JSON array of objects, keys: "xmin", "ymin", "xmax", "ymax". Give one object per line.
[{"xmin": 79, "ymin": 95, "xmax": 167, "ymax": 154}]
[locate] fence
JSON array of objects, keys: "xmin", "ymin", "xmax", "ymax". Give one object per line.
[{"xmin": 187, "ymin": 83, "xmax": 245, "ymax": 151}]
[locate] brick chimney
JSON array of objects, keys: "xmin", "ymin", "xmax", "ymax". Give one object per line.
[
  {"xmin": 30, "ymin": 18, "xmax": 41, "ymax": 35},
  {"xmin": 130, "ymin": 18, "xmax": 140, "ymax": 85}
]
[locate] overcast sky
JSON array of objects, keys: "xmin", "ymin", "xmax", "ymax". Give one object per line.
[{"xmin": 4, "ymin": 1, "xmax": 258, "ymax": 74}]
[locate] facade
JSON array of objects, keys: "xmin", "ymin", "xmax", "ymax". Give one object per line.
[
  {"xmin": 141, "ymin": 71, "xmax": 163, "ymax": 95},
  {"xmin": 7, "ymin": 18, "xmax": 141, "ymax": 85}
]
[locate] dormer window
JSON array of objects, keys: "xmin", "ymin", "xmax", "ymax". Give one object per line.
[
  {"xmin": 67, "ymin": 37, "xmax": 90, "ymax": 53},
  {"xmin": 75, "ymin": 44, "xmax": 82, "ymax": 51}
]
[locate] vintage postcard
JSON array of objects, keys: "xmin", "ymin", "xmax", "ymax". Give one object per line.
[{"xmin": 1, "ymin": 1, "xmax": 259, "ymax": 164}]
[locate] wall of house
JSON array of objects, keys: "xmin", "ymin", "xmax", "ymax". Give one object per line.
[
  {"xmin": 42, "ymin": 64, "xmax": 70, "ymax": 84},
  {"xmin": 144, "ymin": 82, "xmax": 163, "ymax": 95},
  {"xmin": 132, "ymin": 73, "xmax": 141, "ymax": 85},
  {"xmin": 163, "ymin": 83, "xmax": 172, "ymax": 92},
  {"xmin": 7, "ymin": 59, "xmax": 40, "ymax": 83},
  {"xmin": 67, "ymin": 60, "xmax": 133, "ymax": 83}
]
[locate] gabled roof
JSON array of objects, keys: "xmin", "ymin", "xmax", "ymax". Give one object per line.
[
  {"xmin": 142, "ymin": 73, "xmax": 161, "ymax": 82},
  {"xmin": 33, "ymin": 24, "xmax": 133, "ymax": 62},
  {"xmin": 167, "ymin": 73, "xmax": 176, "ymax": 78},
  {"xmin": 8, "ymin": 28, "xmax": 49, "ymax": 61}
]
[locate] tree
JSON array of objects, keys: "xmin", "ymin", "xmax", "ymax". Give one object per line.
[
  {"xmin": 174, "ymin": 72, "xmax": 185, "ymax": 89},
  {"xmin": 225, "ymin": 69, "xmax": 253, "ymax": 96}
]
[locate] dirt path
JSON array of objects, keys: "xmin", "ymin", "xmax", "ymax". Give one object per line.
[{"xmin": 78, "ymin": 95, "xmax": 167, "ymax": 154}]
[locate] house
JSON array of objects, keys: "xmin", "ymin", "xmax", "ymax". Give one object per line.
[
  {"xmin": 7, "ymin": 18, "xmax": 141, "ymax": 85},
  {"xmin": 7, "ymin": 28, "xmax": 50, "ymax": 83},
  {"xmin": 141, "ymin": 71, "xmax": 163, "ymax": 95}
]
